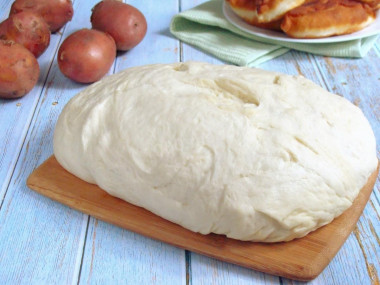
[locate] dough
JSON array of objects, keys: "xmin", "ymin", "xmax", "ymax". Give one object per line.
[{"xmin": 54, "ymin": 62, "xmax": 377, "ymax": 242}]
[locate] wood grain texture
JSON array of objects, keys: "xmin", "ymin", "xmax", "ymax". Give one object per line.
[
  {"xmin": 0, "ymin": 0, "xmax": 379, "ymax": 283},
  {"xmin": 0, "ymin": 0, "xmax": 95, "ymax": 283},
  {"xmin": 307, "ymin": 47, "xmax": 380, "ymax": 285},
  {"xmin": 0, "ymin": 0, "xmax": 66, "ymax": 204},
  {"xmin": 27, "ymin": 156, "xmax": 379, "ymax": 281},
  {"xmin": 279, "ymin": 39, "xmax": 380, "ymax": 285}
]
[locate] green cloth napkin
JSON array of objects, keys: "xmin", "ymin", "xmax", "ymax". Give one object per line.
[{"xmin": 170, "ymin": 0, "xmax": 379, "ymax": 66}]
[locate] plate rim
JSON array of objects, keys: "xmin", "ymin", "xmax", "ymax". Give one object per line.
[{"xmin": 222, "ymin": 1, "xmax": 380, "ymax": 44}]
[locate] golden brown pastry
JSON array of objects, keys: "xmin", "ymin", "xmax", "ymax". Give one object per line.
[
  {"xmin": 353, "ymin": 0, "xmax": 380, "ymax": 10},
  {"xmin": 281, "ymin": 0, "xmax": 376, "ymax": 38},
  {"xmin": 256, "ymin": 0, "xmax": 307, "ymax": 22},
  {"xmin": 226, "ymin": 0, "xmax": 282, "ymax": 30}
]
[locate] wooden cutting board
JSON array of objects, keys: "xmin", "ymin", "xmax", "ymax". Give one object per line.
[{"xmin": 27, "ymin": 156, "xmax": 379, "ymax": 281}]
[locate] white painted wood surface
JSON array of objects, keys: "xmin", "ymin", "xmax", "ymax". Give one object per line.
[{"xmin": 0, "ymin": 0, "xmax": 379, "ymax": 284}]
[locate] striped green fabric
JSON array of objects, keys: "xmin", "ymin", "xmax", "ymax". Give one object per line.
[{"xmin": 170, "ymin": 0, "xmax": 379, "ymax": 66}]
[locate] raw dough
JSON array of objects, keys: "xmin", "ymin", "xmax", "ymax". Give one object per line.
[{"xmin": 54, "ymin": 62, "xmax": 377, "ymax": 242}]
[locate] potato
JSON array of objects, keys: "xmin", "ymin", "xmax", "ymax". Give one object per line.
[
  {"xmin": 91, "ymin": 0, "xmax": 147, "ymax": 51},
  {"xmin": 0, "ymin": 11, "xmax": 50, "ymax": 57},
  {"xmin": 58, "ymin": 29, "xmax": 116, "ymax": 83},
  {"xmin": 10, "ymin": 0, "xmax": 74, "ymax": 33},
  {"xmin": 0, "ymin": 40, "xmax": 40, "ymax": 99}
]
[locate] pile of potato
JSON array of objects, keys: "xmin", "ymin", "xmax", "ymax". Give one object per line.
[
  {"xmin": 0, "ymin": 0, "xmax": 73, "ymax": 99},
  {"xmin": 58, "ymin": 0, "xmax": 147, "ymax": 83},
  {"xmin": 0, "ymin": 0, "xmax": 147, "ymax": 99}
]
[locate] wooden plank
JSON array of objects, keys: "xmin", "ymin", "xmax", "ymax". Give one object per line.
[
  {"xmin": 314, "ymin": 50, "xmax": 380, "ymax": 145},
  {"xmin": 303, "ymin": 49, "xmax": 380, "ymax": 285},
  {"xmin": 79, "ymin": 217, "xmax": 186, "ymax": 284},
  {"xmin": 77, "ymin": 1, "xmax": 186, "ymax": 284},
  {"xmin": 375, "ymin": 37, "xmax": 380, "ymax": 53},
  {"xmin": 266, "ymin": 50, "xmax": 380, "ymax": 285},
  {"xmin": 0, "ymin": 0, "xmax": 100, "ymax": 283},
  {"xmin": 189, "ymin": 254, "xmax": 281, "ymax": 285},
  {"xmin": 0, "ymin": 0, "xmax": 378, "ymax": 283},
  {"xmin": 27, "ymin": 156, "xmax": 379, "ymax": 281},
  {"xmin": 0, "ymin": 0, "xmax": 65, "ymax": 204},
  {"xmin": 276, "ymin": 41, "xmax": 380, "ymax": 285},
  {"xmin": 248, "ymin": 49, "xmax": 380, "ymax": 285}
]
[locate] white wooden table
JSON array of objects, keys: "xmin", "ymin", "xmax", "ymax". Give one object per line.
[{"xmin": 0, "ymin": 0, "xmax": 379, "ymax": 284}]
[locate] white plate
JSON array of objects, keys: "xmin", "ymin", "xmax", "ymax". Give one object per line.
[{"xmin": 223, "ymin": 1, "xmax": 380, "ymax": 44}]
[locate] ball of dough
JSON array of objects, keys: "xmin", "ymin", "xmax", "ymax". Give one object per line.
[{"xmin": 54, "ymin": 62, "xmax": 377, "ymax": 242}]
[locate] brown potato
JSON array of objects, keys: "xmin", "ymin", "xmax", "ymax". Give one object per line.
[
  {"xmin": 57, "ymin": 29, "xmax": 116, "ymax": 83},
  {"xmin": 0, "ymin": 40, "xmax": 40, "ymax": 99},
  {"xmin": 91, "ymin": 0, "xmax": 147, "ymax": 51},
  {"xmin": 10, "ymin": 0, "xmax": 74, "ymax": 33},
  {"xmin": 0, "ymin": 11, "xmax": 50, "ymax": 57}
]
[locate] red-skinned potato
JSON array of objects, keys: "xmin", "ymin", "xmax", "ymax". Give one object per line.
[
  {"xmin": 10, "ymin": 0, "xmax": 74, "ymax": 33},
  {"xmin": 91, "ymin": 0, "xmax": 147, "ymax": 51},
  {"xmin": 0, "ymin": 11, "xmax": 50, "ymax": 57},
  {"xmin": 58, "ymin": 29, "xmax": 116, "ymax": 83},
  {"xmin": 0, "ymin": 40, "xmax": 40, "ymax": 99}
]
